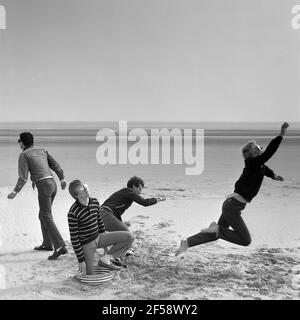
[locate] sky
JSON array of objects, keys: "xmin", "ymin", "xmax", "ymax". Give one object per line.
[{"xmin": 0, "ymin": 0, "xmax": 299, "ymax": 122}]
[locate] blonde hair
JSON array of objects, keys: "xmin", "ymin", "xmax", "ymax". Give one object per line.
[
  {"xmin": 68, "ymin": 180, "xmax": 83, "ymax": 199},
  {"xmin": 241, "ymin": 140, "xmax": 257, "ymax": 159}
]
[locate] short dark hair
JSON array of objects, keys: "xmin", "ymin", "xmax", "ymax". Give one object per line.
[
  {"xmin": 19, "ymin": 132, "xmax": 34, "ymax": 148},
  {"xmin": 68, "ymin": 180, "xmax": 83, "ymax": 199},
  {"xmin": 127, "ymin": 176, "xmax": 144, "ymax": 189}
]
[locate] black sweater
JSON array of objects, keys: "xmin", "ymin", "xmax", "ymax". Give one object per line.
[
  {"xmin": 234, "ymin": 136, "xmax": 283, "ymax": 202},
  {"xmin": 101, "ymin": 188, "xmax": 157, "ymax": 219}
]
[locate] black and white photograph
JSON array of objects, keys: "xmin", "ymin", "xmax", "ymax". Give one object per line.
[{"xmin": 0, "ymin": 0, "xmax": 299, "ymax": 302}]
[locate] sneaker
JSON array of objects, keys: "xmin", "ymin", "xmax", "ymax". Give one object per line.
[
  {"xmin": 110, "ymin": 257, "xmax": 128, "ymax": 269},
  {"xmin": 125, "ymin": 249, "xmax": 134, "ymax": 257},
  {"xmin": 98, "ymin": 258, "xmax": 122, "ymax": 271},
  {"xmin": 48, "ymin": 246, "xmax": 68, "ymax": 260}
]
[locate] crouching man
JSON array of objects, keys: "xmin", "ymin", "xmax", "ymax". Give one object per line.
[{"xmin": 67, "ymin": 180, "xmax": 134, "ymax": 275}]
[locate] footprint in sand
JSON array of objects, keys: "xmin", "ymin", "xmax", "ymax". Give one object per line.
[
  {"xmin": 283, "ymin": 185, "xmax": 300, "ymax": 190},
  {"xmin": 263, "ymin": 193, "xmax": 271, "ymax": 197},
  {"xmin": 266, "ymin": 248, "xmax": 281, "ymax": 254},
  {"xmin": 245, "ymin": 269, "xmax": 256, "ymax": 275},
  {"xmin": 136, "ymin": 215, "xmax": 149, "ymax": 220},
  {"xmin": 152, "ymin": 222, "xmax": 172, "ymax": 229},
  {"xmin": 269, "ymin": 258, "xmax": 277, "ymax": 264},
  {"xmin": 159, "ymin": 248, "xmax": 174, "ymax": 257},
  {"xmin": 133, "ymin": 230, "xmax": 145, "ymax": 236},
  {"xmin": 156, "ymin": 187, "xmax": 185, "ymax": 192},
  {"xmin": 246, "ymin": 281, "xmax": 264, "ymax": 289}
]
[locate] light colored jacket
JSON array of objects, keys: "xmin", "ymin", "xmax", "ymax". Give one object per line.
[{"xmin": 14, "ymin": 147, "xmax": 64, "ymax": 192}]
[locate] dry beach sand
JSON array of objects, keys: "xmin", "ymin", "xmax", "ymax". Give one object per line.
[
  {"xmin": 0, "ymin": 183, "xmax": 299, "ymax": 300},
  {"xmin": 0, "ymin": 220, "xmax": 299, "ymax": 300}
]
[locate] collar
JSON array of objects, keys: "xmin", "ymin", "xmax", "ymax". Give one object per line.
[
  {"xmin": 76, "ymin": 197, "xmax": 91, "ymax": 208},
  {"xmin": 22, "ymin": 146, "xmax": 34, "ymax": 153}
]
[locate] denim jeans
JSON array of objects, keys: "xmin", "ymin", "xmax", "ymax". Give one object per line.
[
  {"xmin": 36, "ymin": 178, "xmax": 65, "ymax": 250},
  {"xmin": 187, "ymin": 197, "xmax": 251, "ymax": 247}
]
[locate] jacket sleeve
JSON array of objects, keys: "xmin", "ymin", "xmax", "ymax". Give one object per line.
[
  {"xmin": 264, "ymin": 165, "xmax": 275, "ymax": 179},
  {"xmin": 253, "ymin": 136, "xmax": 282, "ymax": 165},
  {"xmin": 46, "ymin": 151, "xmax": 65, "ymax": 181},
  {"xmin": 128, "ymin": 191, "xmax": 158, "ymax": 207},
  {"xmin": 13, "ymin": 153, "xmax": 28, "ymax": 192}
]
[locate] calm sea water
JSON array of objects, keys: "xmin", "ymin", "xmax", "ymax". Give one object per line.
[{"xmin": 0, "ymin": 130, "xmax": 299, "ymax": 188}]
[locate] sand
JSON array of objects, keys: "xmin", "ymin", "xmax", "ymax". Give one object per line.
[{"xmin": 0, "ymin": 197, "xmax": 299, "ymax": 300}]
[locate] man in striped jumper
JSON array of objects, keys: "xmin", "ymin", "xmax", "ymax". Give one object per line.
[{"xmin": 68, "ymin": 180, "xmax": 134, "ymax": 275}]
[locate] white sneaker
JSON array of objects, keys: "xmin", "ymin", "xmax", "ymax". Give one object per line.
[
  {"xmin": 98, "ymin": 257, "xmax": 121, "ymax": 270},
  {"xmin": 125, "ymin": 249, "xmax": 135, "ymax": 257}
]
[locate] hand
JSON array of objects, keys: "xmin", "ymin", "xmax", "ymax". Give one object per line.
[
  {"xmin": 280, "ymin": 122, "xmax": 289, "ymax": 136},
  {"xmin": 273, "ymin": 175, "xmax": 284, "ymax": 181},
  {"xmin": 156, "ymin": 194, "xmax": 166, "ymax": 202},
  {"xmin": 7, "ymin": 191, "xmax": 17, "ymax": 199},
  {"xmin": 61, "ymin": 180, "xmax": 67, "ymax": 190},
  {"xmin": 78, "ymin": 262, "xmax": 86, "ymax": 274}
]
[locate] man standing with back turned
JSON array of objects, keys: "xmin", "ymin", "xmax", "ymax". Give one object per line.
[{"xmin": 8, "ymin": 132, "xmax": 68, "ymax": 260}]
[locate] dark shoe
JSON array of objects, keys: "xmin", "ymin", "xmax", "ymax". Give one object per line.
[
  {"xmin": 125, "ymin": 248, "xmax": 134, "ymax": 257},
  {"xmin": 48, "ymin": 246, "xmax": 68, "ymax": 260},
  {"xmin": 110, "ymin": 257, "xmax": 128, "ymax": 269},
  {"xmin": 34, "ymin": 245, "xmax": 53, "ymax": 251}
]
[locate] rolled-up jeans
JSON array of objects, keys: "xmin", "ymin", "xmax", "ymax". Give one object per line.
[
  {"xmin": 82, "ymin": 231, "xmax": 134, "ymax": 275},
  {"xmin": 36, "ymin": 178, "xmax": 65, "ymax": 250},
  {"xmin": 187, "ymin": 197, "xmax": 251, "ymax": 248}
]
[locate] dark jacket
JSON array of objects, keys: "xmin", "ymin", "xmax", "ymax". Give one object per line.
[
  {"xmin": 101, "ymin": 188, "xmax": 157, "ymax": 220},
  {"xmin": 234, "ymin": 136, "xmax": 282, "ymax": 202}
]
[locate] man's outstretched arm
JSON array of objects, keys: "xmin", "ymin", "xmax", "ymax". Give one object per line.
[
  {"xmin": 264, "ymin": 165, "xmax": 284, "ymax": 181},
  {"xmin": 255, "ymin": 122, "xmax": 289, "ymax": 165},
  {"xmin": 129, "ymin": 192, "xmax": 166, "ymax": 206}
]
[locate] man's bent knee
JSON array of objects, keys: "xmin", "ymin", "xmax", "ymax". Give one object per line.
[
  {"xmin": 241, "ymin": 238, "xmax": 251, "ymax": 246},
  {"xmin": 127, "ymin": 232, "xmax": 135, "ymax": 242}
]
